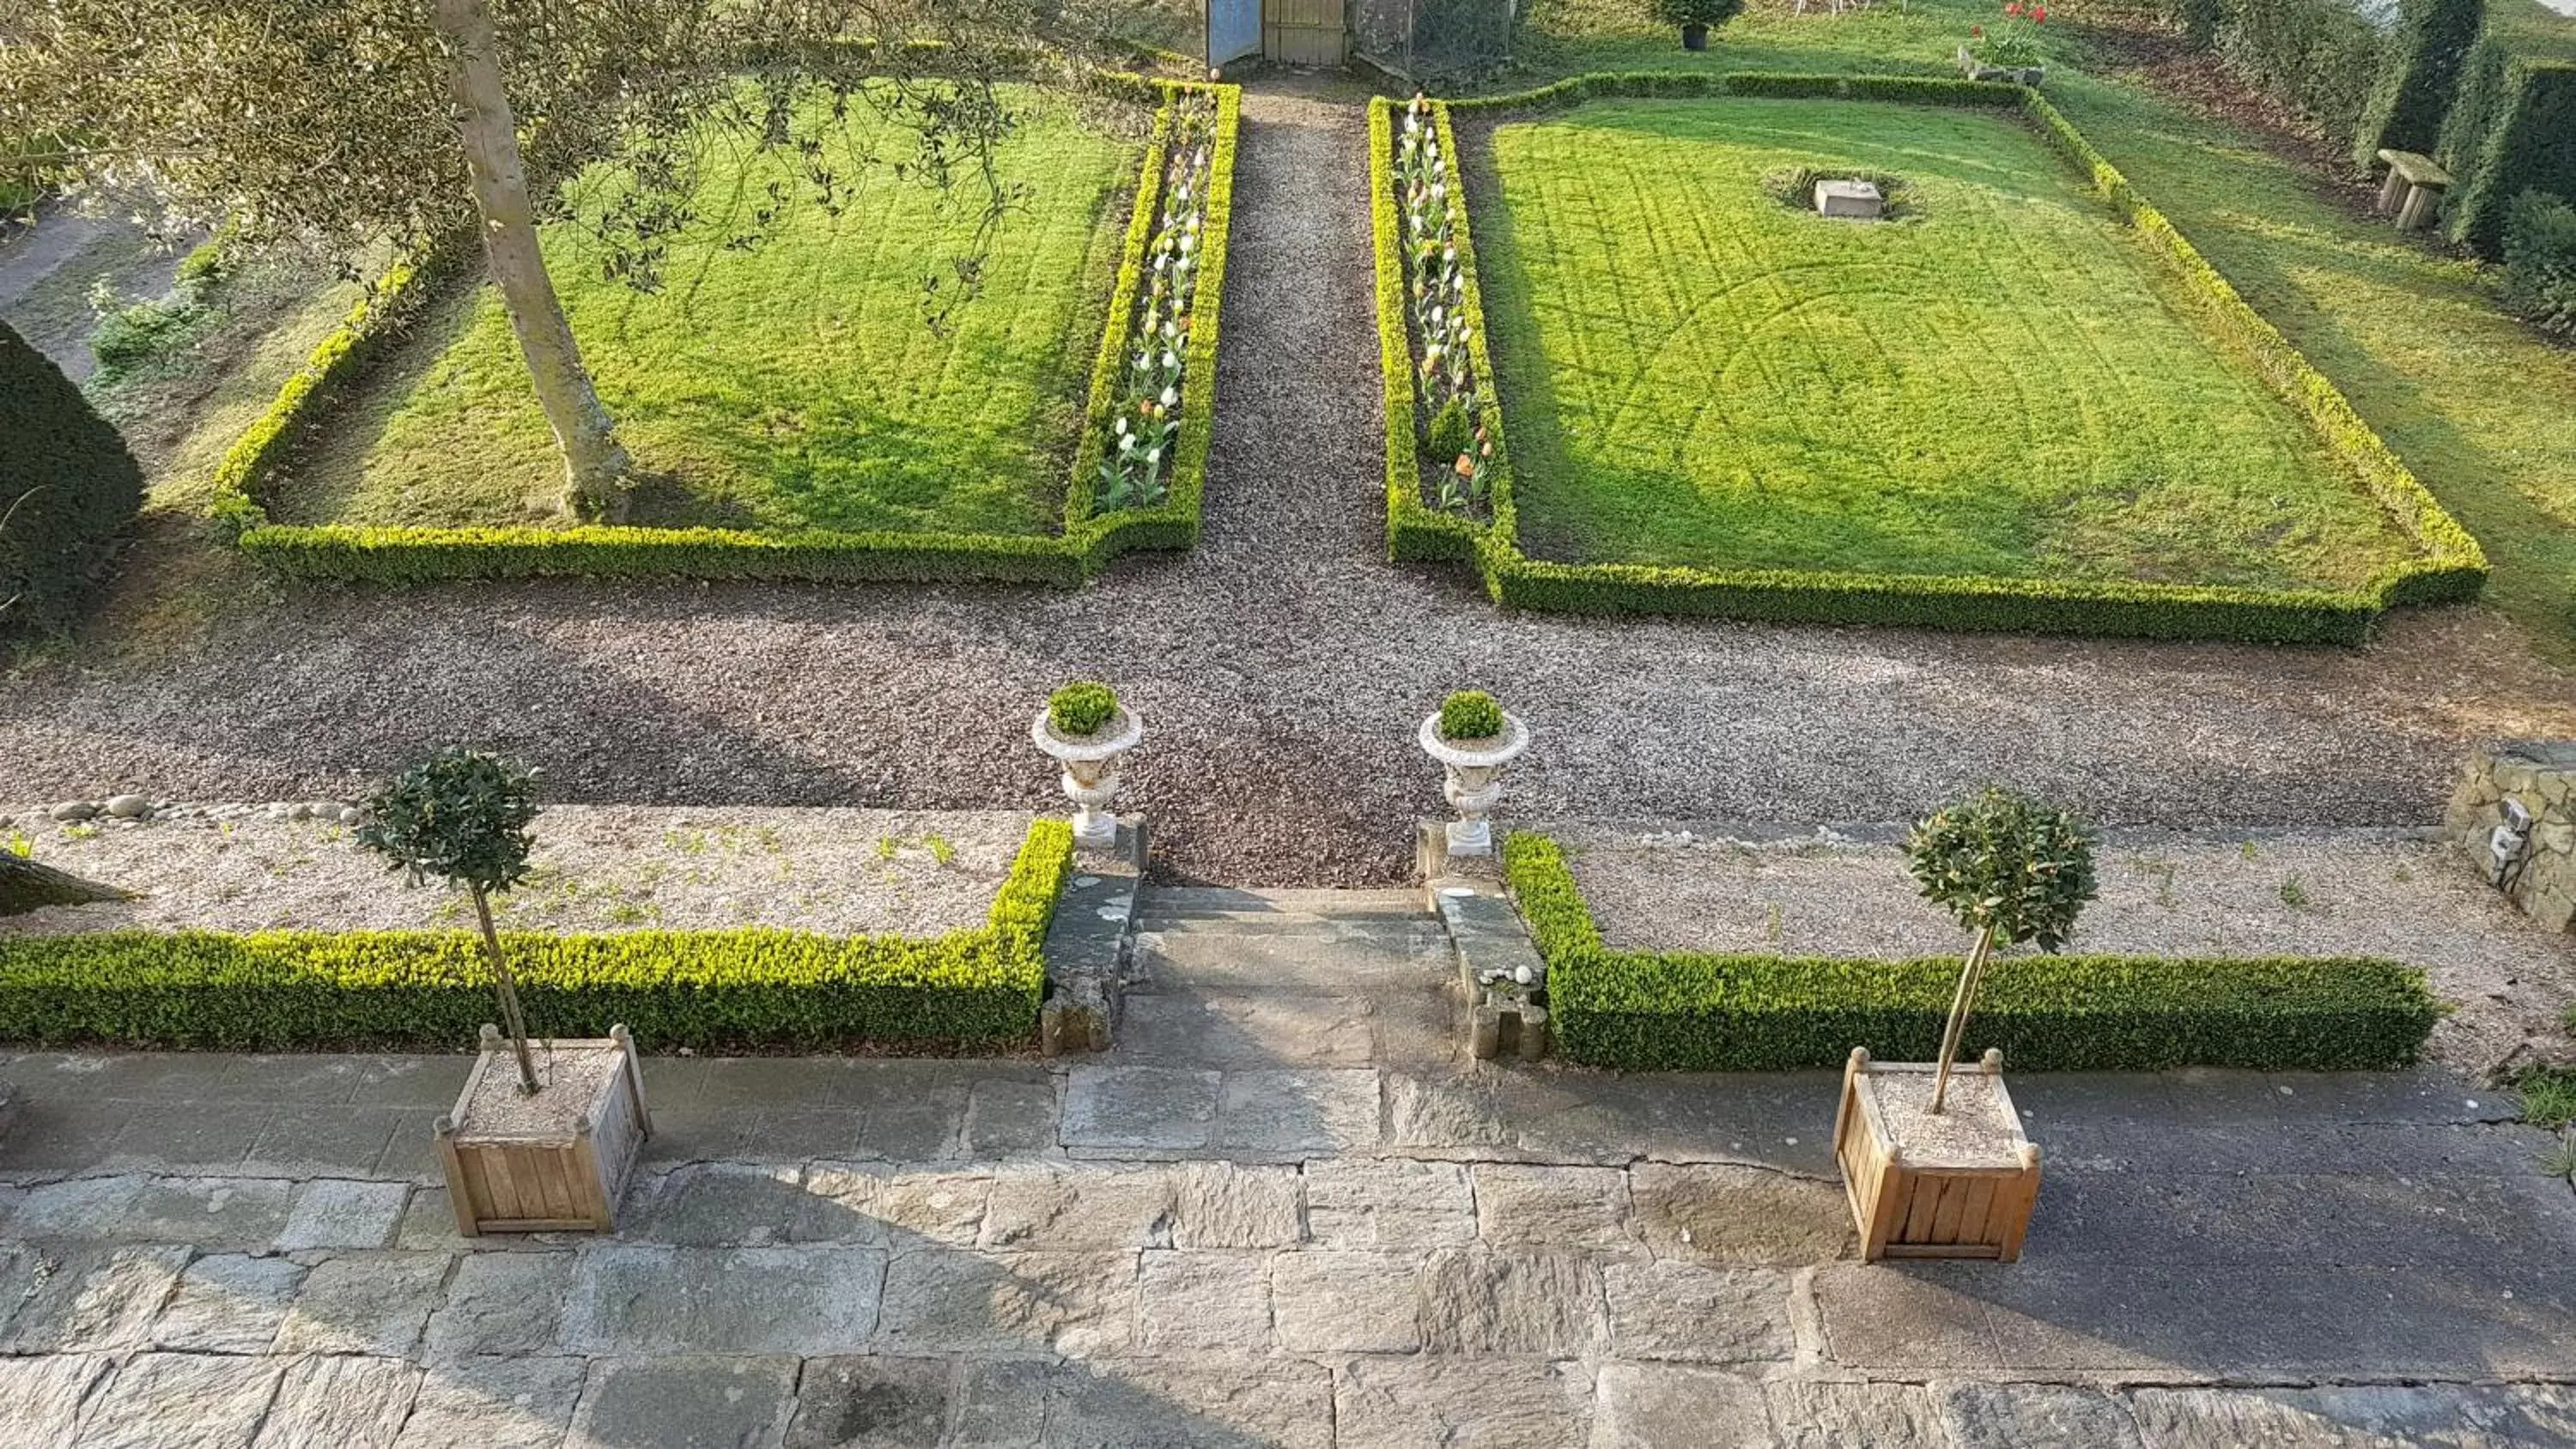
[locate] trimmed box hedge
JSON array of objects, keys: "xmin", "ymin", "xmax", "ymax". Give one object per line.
[
  {"xmin": 1370, "ymin": 76, "xmax": 2488, "ymax": 644},
  {"xmin": 1504, "ymin": 833, "xmax": 2444, "ymax": 1073},
  {"xmin": 0, "ymin": 820, "xmax": 1074, "ymax": 1051},
  {"xmin": 2354, "ymin": 0, "xmax": 2490, "ymax": 167},
  {"xmin": 212, "ymin": 78, "xmax": 1238, "ymax": 586}
]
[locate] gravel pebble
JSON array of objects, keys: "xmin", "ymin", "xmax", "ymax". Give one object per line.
[
  {"xmin": 0, "ymin": 803, "xmax": 1030, "ymax": 938},
  {"xmin": 4, "ymin": 88, "xmax": 2576, "ymax": 889}
]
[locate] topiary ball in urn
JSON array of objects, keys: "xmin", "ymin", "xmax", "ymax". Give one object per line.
[{"xmin": 1655, "ymin": 0, "xmax": 1747, "ymax": 50}]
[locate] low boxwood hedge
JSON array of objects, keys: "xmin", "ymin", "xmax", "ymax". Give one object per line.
[
  {"xmin": 1504, "ymin": 833, "xmax": 2444, "ymax": 1073},
  {"xmin": 0, "ymin": 820, "xmax": 1073, "ymax": 1051},
  {"xmin": 1370, "ymin": 76, "xmax": 2488, "ymax": 644},
  {"xmin": 214, "ymin": 78, "xmax": 1238, "ymax": 587}
]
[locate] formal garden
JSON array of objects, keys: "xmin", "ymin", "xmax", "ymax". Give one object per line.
[{"xmin": 202, "ymin": 77, "xmax": 1239, "ymax": 586}]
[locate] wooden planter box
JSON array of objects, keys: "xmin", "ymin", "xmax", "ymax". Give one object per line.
[
  {"xmin": 434, "ymin": 1024, "xmax": 652, "ymax": 1236},
  {"xmin": 1833, "ymin": 1047, "xmax": 2039, "ymax": 1262}
]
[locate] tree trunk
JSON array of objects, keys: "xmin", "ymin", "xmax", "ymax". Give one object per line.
[
  {"xmin": 431, "ymin": 0, "xmax": 631, "ymax": 521},
  {"xmin": 0, "ymin": 852, "xmax": 129, "ymax": 916},
  {"xmin": 1928, "ymin": 923, "xmax": 1996, "ymax": 1115},
  {"xmin": 469, "ymin": 884, "xmax": 542, "ymax": 1095}
]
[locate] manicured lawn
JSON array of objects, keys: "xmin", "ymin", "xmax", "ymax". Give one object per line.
[
  {"xmin": 272, "ymin": 89, "xmax": 1141, "ymax": 537},
  {"xmin": 1478, "ymin": 96, "xmax": 2420, "ymax": 589},
  {"xmin": 1503, "ymin": 0, "xmax": 2576, "ymax": 649}
]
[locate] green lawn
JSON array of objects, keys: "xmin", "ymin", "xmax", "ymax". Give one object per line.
[
  {"xmin": 1479, "ymin": 96, "xmax": 2420, "ymax": 589},
  {"xmin": 272, "ymin": 89, "xmax": 1141, "ymax": 537},
  {"xmin": 1499, "ymin": 0, "xmax": 2576, "ymax": 648}
]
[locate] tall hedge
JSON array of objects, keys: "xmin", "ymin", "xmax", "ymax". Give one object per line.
[
  {"xmin": 2354, "ymin": 0, "xmax": 2492, "ymax": 166},
  {"xmin": 1, "ymin": 320, "xmax": 143, "ymax": 640},
  {"xmin": 2215, "ymin": 0, "xmax": 2389, "ymax": 142},
  {"xmin": 2443, "ymin": 60, "xmax": 2576, "ymax": 254}
]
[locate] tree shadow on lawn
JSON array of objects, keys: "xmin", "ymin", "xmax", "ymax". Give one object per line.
[{"xmin": 267, "ymin": 267, "xmax": 1072, "ymax": 538}]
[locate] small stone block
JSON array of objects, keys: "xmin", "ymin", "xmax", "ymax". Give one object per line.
[{"xmin": 1815, "ymin": 179, "xmax": 1885, "ymax": 220}]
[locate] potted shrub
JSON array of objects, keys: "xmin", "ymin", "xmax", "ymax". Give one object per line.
[
  {"xmin": 1031, "ymin": 682, "xmax": 1143, "ymax": 852},
  {"xmin": 1958, "ymin": 1, "xmax": 2048, "ymax": 85},
  {"xmin": 1418, "ymin": 690, "xmax": 1528, "ymax": 858},
  {"xmin": 1656, "ymin": 0, "xmax": 1746, "ymax": 52},
  {"xmin": 1832, "ymin": 787, "xmax": 2095, "ymax": 1262},
  {"xmin": 358, "ymin": 746, "xmax": 650, "ymax": 1235}
]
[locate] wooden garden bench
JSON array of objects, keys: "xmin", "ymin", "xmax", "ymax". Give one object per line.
[{"xmin": 2375, "ymin": 149, "xmax": 2453, "ymax": 233}]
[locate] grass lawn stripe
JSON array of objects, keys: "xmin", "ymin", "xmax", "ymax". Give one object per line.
[{"xmin": 1476, "ymin": 96, "xmax": 2421, "ymax": 591}]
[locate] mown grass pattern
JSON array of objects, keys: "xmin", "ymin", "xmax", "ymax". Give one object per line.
[
  {"xmin": 276, "ymin": 88, "xmax": 1139, "ymax": 538},
  {"xmin": 1483, "ymin": 96, "xmax": 2416, "ymax": 591}
]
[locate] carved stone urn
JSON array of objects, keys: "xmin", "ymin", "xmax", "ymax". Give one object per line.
[
  {"xmin": 1419, "ymin": 708, "xmax": 1529, "ymax": 858},
  {"xmin": 1032, "ymin": 704, "xmax": 1144, "ymax": 851}
]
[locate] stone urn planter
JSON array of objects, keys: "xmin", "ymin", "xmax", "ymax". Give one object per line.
[
  {"xmin": 1834, "ymin": 1048, "xmax": 2039, "ymax": 1261},
  {"xmin": 1419, "ymin": 698, "xmax": 1529, "ymax": 858},
  {"xmin": 1957, "ymin": 45, "xmax": 2044, "ymax": 85},
  {"xmin": 436, "ymin": 1023, "xmax": 653, "ymax": 1235},
  {"xmin": 1032, "ymin": 694, "xmax": 1143, "ymax": 852}
]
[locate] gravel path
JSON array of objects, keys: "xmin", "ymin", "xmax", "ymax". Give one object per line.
[
  {"xmin": 0, "ymin": 804, "xmax": 1029, "ymax": 938},
  {"xmin": 1554, "ymin": 822, "xmax": 2576, "ymax": 1080},
  {"xmin": 6, "ymin": 80, "xmax": 2576, "ymax": 887}
]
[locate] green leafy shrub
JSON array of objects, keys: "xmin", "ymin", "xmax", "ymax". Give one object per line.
[
  {"xmin": 1, "ymin": 320, "xmax": 144, "ymax": 641},
  {"xmin": 1503, "ymin": 833, "xmax": 2444, "ymax": 1072},
  {"xmin": 357, "ymin": 746, "xmax": 546, "ymax": 1088},
  {"xmin": 1048, "ymin": 682, "xmax": 1121, "ymax": 737},
  {"xmin": 1908, "ymin": 788, "xmax": 2098, "ymax": 953},
  {"xmin": 2504, "ymin": 189, "xmax": 2576, "ymax": 338},
  {"xmin": 1437, "ymin": 689, "xmax": 1505, "ymax": 743},
  {"xmin": 2354, "ymin": 0, "xmax": 2490, "ymax": 166},
  {"xmin": 1425, "ymin": 398, "xmax": 1473, "ymax": 465},
  {"xmin": 88, "ymin": 287, "xmax": 202, "ymax": 378},
  {"xmin": 1653, "ymin": 0, "xmax": 1747, "ymax": 26},
  {"xmin": 0, "ymin": 820, "xmax": 1074, "ymax": 1050},
  {"xmin": 2212, "ymin": 0, "xmax": 2387, "ymax": 139},
  {"xmin": 174, "ymin": 235, "xmax": 230, "ymax": 290}
]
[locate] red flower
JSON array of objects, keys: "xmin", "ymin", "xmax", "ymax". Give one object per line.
[
  {"xmin": 2004, "ymin": 2, "xmax": 2020, "ymax": 15},
  {"xmin": 1972, "ymin": 23, "xmax": 1984, "ymax": 34},
  {"xmin": 2032, "ymin": 5, "xmax": 2047, "ymax": 20}
]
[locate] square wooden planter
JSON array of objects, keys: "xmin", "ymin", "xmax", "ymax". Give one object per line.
[
  {"xmin": 434, "ymin": 1024, "xmax": 653, "ymax": 1236},
  {"xmin": 1834, "ymin": 1047, "xmax": 2040, "ymax": 1262}
]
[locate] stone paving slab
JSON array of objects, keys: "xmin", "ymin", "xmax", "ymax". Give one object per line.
[{"xmin": 5, "ymin": 883, "xmax": 2576, "ymax": 1446}]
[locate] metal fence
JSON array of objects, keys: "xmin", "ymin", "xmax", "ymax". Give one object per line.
[{"xmin": 1352, "ymin": 0, "xmax": 1519, "ymax": 81}]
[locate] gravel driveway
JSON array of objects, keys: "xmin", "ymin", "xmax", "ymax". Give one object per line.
[{"xmin": 6, "ymin": 81, "xmax": 2576, "ymax": 886}]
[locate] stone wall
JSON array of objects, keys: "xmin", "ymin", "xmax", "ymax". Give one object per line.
[{"xmin": 2444, "ymin": 740, "xmax": 2576, "ymax": 930}]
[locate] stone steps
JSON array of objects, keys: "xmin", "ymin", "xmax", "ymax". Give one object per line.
[{"xmin": 1138, "ymin": 887, "xmax": 1425, "ymax": 923}]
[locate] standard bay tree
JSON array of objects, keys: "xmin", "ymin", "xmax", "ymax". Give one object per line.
[{"xmin": 0, "ymin": 0, "xmax": 1134, "ymax": 518}]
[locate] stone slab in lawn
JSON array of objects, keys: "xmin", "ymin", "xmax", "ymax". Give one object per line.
[{"xmin": 562, "ymin": 1245, "xmax": 884, "ymax": 1355}]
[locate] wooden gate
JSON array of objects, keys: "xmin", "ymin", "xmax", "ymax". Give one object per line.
[{"xmin": 1263, "ymin": 0, "xmax": 1347, "ymax": 65}]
